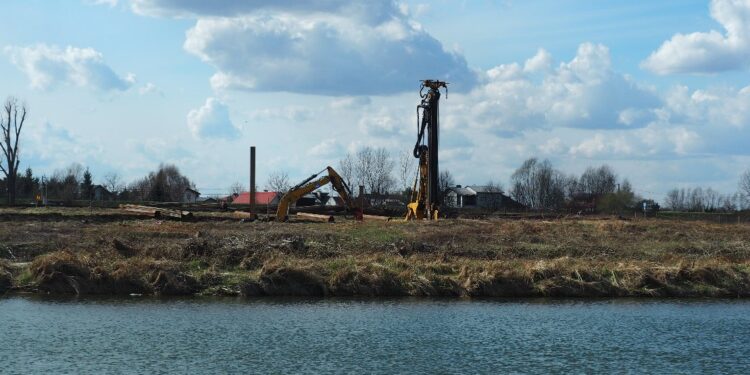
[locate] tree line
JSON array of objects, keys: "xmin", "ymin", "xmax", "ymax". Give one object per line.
[
  {"xmin": 3, "ymin": 96, "xmax": 750, "ymax": 210},
  {"xmin": 0, "ymin": 162, "xmax": 195, "ymax": 204}
]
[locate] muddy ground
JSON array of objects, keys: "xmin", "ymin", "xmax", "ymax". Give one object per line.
[{"xmin": 1, "ymin": 207, "xmax": 749, "ymax": 298}]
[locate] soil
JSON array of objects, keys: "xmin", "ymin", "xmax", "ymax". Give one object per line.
[{"xmin": 1, "ymin": 207, "xmax": 749, "ymax": 298}]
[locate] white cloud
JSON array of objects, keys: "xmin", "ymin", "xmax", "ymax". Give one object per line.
[
  {"xmin": 187, "ymin": 98, "xmax": 239, "ymax": 139},
  {"xmin": 642, "ymin": 0, "xmax": 750, "ymax": 74},
  {"xmin": 358, "ymin": 108, "xmax": 406, "ymax": 137},
  {"xmin": 4, "ymin": 44, "xmax": 134, "ymax": 91},
  {"xmin": 523, "ymin": 48, "xmax": 552, "ymax": 73},
  {"xmin": 251, "ymin": 106, "xmax": 313, "ymax": 122},
  {"xmin": 308, "ymin": 139, "xmax": 343, "ymax": 158},
  {"xmin": 456, "ymin": 43, "xmax": 660, "ymax": 137},
  {"xmin": 88, "ymin": 0, "xmax": 118, "ymax": 7},
  {"xmin": 138, "ymin": 82, "xmax": 162, "ymax": 96},
  {"xmin": 330, "ymin": 96, "xmax": 371, "ymax": 110},
  {"xmin": 130, "ymin": 0, "xmax": 475, "ymax": 95}
]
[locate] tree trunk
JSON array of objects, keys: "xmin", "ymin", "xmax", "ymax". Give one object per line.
[{"xmin": 7, "ymin": 173, "xmax": 16, "ymax": 205}]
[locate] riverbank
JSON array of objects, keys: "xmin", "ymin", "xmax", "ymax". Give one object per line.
[{"xmin": 1, "ymin": 207, "xmax": 749, "ymax": 298}]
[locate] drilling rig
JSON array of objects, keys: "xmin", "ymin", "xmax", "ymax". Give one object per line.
[{"xmin": 406, "ymin": 80, "xmax": 448, "ymax": 220}]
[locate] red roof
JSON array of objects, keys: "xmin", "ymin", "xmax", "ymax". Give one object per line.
[{"xmin": 231, "ymin": 191, "xmax": 280, "ymax": 205}]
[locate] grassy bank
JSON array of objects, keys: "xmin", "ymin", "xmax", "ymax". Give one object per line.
[{"xmin": 1, "ymin": 207, "xmax": 749, "ymax": 298}]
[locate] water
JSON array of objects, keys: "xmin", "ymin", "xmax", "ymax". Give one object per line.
[{"xmin": 1, "ymin": 296, "xmax": 748, "ymax": 374}]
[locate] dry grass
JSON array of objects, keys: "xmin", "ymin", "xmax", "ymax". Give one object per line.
[{"xmin": 1, "ymin": 207, "xmax": 749, "ymax": 297}]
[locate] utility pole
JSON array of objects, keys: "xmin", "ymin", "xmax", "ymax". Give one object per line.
[{"xmin": 250, "ymin": 146, "xmax": 256, "ymax": 214}]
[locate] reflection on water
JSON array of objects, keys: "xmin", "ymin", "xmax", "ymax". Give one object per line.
[{"xmin": 1, "ymin": 296, "xmax": 748, "ymax": 374}]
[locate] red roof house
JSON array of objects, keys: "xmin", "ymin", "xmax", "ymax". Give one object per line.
[{"xmin": 230, "ymin": 191, "xmax": 281, "ymax": 205}]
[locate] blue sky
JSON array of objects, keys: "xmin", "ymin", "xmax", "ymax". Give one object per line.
[{"xmin": 2, "ymin": 0, "xmax": 749, "ymax": 201}]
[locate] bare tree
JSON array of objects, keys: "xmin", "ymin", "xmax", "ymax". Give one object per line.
[
  {"xmin": 371, "ymin": 147, "xmax": 394, "ymax": 194},
  {"xmin": 267, "ymin": 170, "xmax": 291, "ymax": 192},
  {"xmin": 354, "ymin": 147, "xmax": 374, "ymax": 193},
  {"xmin": 398, "ymin": 150, "xmax": 416, "ymax": 193},
  {"xmin": 229, "ymin": 182, "xmax": 246, "ymax": 195},
  {"xmin": 579, "ymin": 165, "xmax": 617, "ymax": 196},
  {"xmin": 103, "ymin": 172, "xmax": 123, "ymax": 195},
  {"xmin": 510, "ymin": 158, "xmax": 566, "ymax": 211},
  {"xmin": 439, "ymin": 170, "xmax": 455, "ymax": 194},
  {"xmin": 0, "ymin": 98, "xmax": 27, "ymax": 204},
  {"xmin": 338, "ymin": 153, "xmax": 355, "ymax": 191},
  {"xmin": 344, "ymin": 146, "xmax": 394, "ymax": 195},
  {"xmin": 741, "ymin": 170, "xmax": 750, "ymax": 204}
]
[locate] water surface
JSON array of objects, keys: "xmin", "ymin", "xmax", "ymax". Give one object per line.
[{"xmin": 1, "ymin": 296, "xmax": 748, "ymax": 374}]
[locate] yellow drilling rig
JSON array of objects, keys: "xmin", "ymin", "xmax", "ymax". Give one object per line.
[{"xmin": 406, "ymin": 79, "xmax": 448, "ymax": 221}]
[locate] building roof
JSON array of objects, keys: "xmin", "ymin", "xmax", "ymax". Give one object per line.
[
  {"xmin": 92, "ymin": 184, "xmax": 110, "ymax": 193},
  {"xmin": 231, "ymin": 191, "xmax": 280, "ymax": 205},
  {"xmin": 185, "ymin": 187, "xmax": 201, "ymax": 195},
  {"xmin": 467, "ymin": 185, "xmax": 504, "ymax": 194},
  {"xmin": 448, "ymin": 187, "xmax": 475, "ymax": 196},
  {"xmin": 326, "ymin": 196, "xmax": 345, "ymax": 206}
]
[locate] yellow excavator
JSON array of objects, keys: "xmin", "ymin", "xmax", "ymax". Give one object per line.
[
  {"xmin": 276, "ymin": 166, "xmax": 359, "ymax": 222},
  {"xmin": 406, "ymin": 79, "xmax": 447, "ymax": 220}
]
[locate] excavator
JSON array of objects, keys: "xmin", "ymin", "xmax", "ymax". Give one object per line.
[
  {"xmin": 275, "ymin": 166, "xmax": 359, "ymax": 222},
  {"xmin": 406, "ymin": 79, "xmax": 447, "ymax": 220}
]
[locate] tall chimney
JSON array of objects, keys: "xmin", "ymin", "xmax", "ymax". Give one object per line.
[{"xmin": 250, "ymin": 146, "xmax": 256, "ymax": 212}]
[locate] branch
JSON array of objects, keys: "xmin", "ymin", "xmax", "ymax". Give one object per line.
[{"xmin": 11, "ymin": 105, "xmax": 26, "ymax": 163}]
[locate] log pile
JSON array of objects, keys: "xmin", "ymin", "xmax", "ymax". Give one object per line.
[{"xmin": 119, "ymin": 204, "xmax": 193, "ymax": 220}]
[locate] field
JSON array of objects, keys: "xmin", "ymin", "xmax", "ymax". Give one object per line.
[{"xmin": 1, "ymin": 206, "xmax": 749, "ymax": 298}]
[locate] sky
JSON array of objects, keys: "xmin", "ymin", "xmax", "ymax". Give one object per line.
[{"xmin": 1, "ymin": 0, "xmax": 749, "ymax": 201}]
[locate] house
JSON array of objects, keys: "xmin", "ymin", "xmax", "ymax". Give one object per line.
[
  {"xmin": 183, "ymin": 188, "xmax": 201, "ymax": 203},
  {"xmin": 230, "ymin": 191, "xmax": 281, "ymax": 206},
  {"xmin": 325, "ymin": 196, "xmax": 346, "ymax": 207},
  {"xmin": 568, "ymin": 192, "xmax": 597, "ymax": 213},
  {"xmin": 445, "ymin": 185, "xmax": 520, "ymax": 210},
  {"xmin": 295, "ymin": 193, "xmax": 319, "ymax": 207},
  {"xmin": 445, "ymin": 186, "xmax": 476, "ymax": 207},
  {"xmin": 92, "ymin": 185, "xmax": 114, "ymax": 201},
  {"xmin": 361, "ymin": 193, "xmax": 405, "ymax": 207}
]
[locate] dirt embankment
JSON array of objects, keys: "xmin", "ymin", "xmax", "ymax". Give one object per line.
[{"xmin": 1, "ymin": 207, "xmax": 750, "ymax": 298}]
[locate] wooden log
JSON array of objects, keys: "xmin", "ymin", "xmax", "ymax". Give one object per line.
[
  {"xmin": 233, "ymin": 211, "xmax": 257, "ymax": 221},
  {"xmin": 119, "ymin": 204, "xmax": 192, "ymax": 220},
  {"xmin": 296, "ymin": 212, "xmax": 335, "ymax": 222},
  {"xmin": 363, "ymin": 214, "xmax": 391, "ymax": 221}
]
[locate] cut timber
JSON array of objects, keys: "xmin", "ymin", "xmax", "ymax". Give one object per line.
[
  {"xmin": 363, "ymin": 214, "xmax": 391, "ymax": 221},
  {"xmin": 233, "ymin": 211, "xmax": 257, "ymax": 221},
  {"xmin": 296, "ymin": 212, "xmax": 335, "ymax": 222},
  {"xmin": 119, "ymin": 204, "xmax": 193, "ymax": 220}
]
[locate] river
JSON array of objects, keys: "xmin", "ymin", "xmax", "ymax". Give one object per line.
[{"xmin": 1, "ymin": 296, "xmax": 748, "ymax": 373}]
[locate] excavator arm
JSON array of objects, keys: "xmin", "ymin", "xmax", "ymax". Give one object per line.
[{"xmin": 276, "ymin": 166, "xmax": 357, "ymax": 222}]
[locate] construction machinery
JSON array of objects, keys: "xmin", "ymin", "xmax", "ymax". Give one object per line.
[
  {"xmin": 406, "ymin": 80, "xmax": 447, "ymax": 220},
  {"xmin": 276, "ymin": 166, "xmax": 358, "ymax": 222}
]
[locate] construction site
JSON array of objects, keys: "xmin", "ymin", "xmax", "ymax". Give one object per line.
[{"xmin": 1, "ymin": 80, "xmax": 750, "ymax": 299}]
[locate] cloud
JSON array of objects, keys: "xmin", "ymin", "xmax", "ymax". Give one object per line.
[
  {"xmin": 308, "ymin": 139, "xmax": 343, "ymax": 158},
  {"xmin": 87, "ymin": 0, "xmax": 118, "ymax": 7},
  {"xmin": 358, "ymin": 108, "xmax": 407, "ymax": 137},
  {"xmin": 642, "ymin": 0, "xmax": 750, "ymax": 74},
  {"xmin": 330, "ymin": 96, "xmax": 371, "ymax": 110},
  {"xmin": 130, "ymin": 0, "xmax": 475, "ymax": 95},
  {"xmin": 138, "ymin": 82, "xmax": 162, "ymax": 96},
  {"xmin": 523, "ymin": 48, "xmax": 552, "ymax": 73},
  {"xmin": 4, "ymin": 44, "xmax": 135, "ymax": 91},
  {"xmin": 187, "ymin": 97, "xmax": 239, "ymax": 139},
  {"xmin": 251, "ymin": 106, "xmax": 313, "ymax": 122},
  {"xmin": 457, "ymin": 43, "xmax": 660, "ymax": 137}
]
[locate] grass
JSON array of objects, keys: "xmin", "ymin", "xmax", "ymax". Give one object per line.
[{"xmin": 1, "ymin": 207, "xmax": 749, "ymax": 297}]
